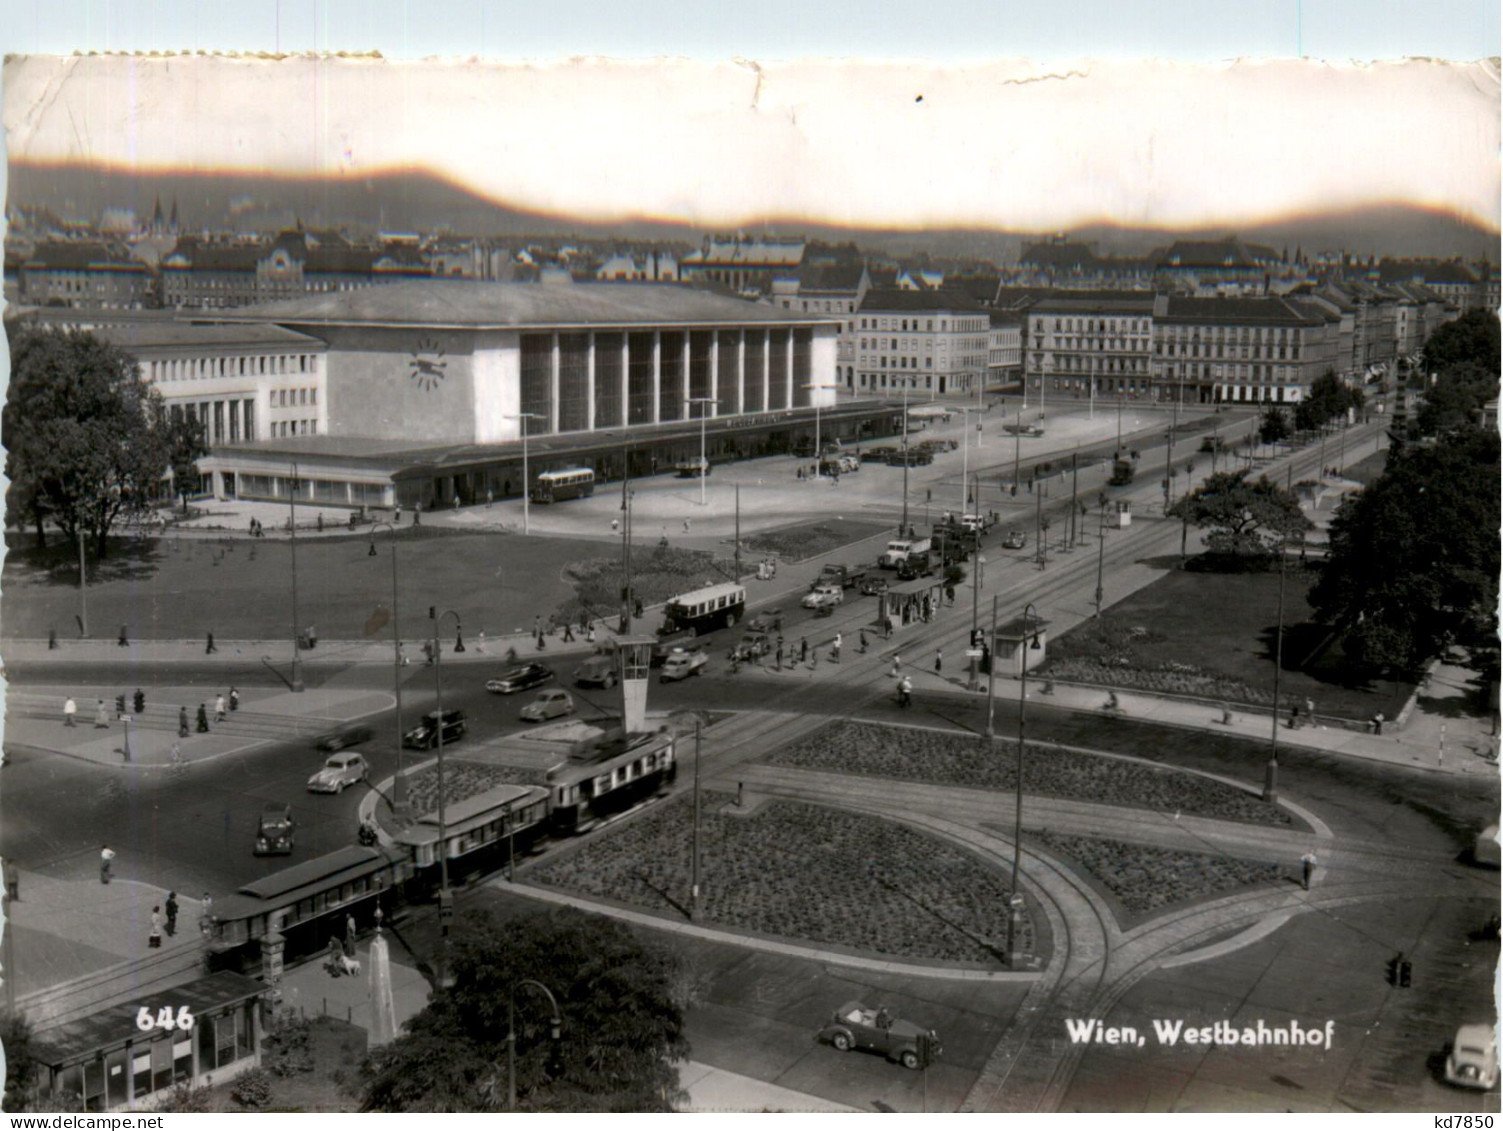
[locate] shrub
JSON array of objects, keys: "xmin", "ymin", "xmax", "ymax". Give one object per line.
[
  {"xmin": 231, "ymin": 1067, "xmax": 276, "ymax": 1110},
  {"xmin": 262, "ymin": 1014, "xmax": 315, "ymax": 1077},
  {"xmin": 159, "ymin": 1082, "xmax": 214, "ymax": 1113}
]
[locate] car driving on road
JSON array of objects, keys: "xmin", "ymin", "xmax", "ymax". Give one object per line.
[
  {"xmin": 520, "ymin": 689, "xmax": 576, "ymax": 722},
  {"xmin": 402, "ymin": 709, "xmax": 468, "ymax": 750},
  {"xmin": 485, "ymin": 663, "xmax": 553, "ymax": 694},
  {"xmin": 801, "ymin": 585, "xmax": 844, "ymax": 610},
  {"xmin": 254, "ymin": 802, "xmax": 296, "ymax": 855},
  {"xmin": 1445, "ymin": 1024, "xmax": 1499, "ymax": 1090},
  {"xmin": 817, "ymin": 1002, "xmax": 940, "ymax": 1070},
  {"xmin": 1003, "ymin": 530, "xmax": 1027, "ymax": 549},
  {"xmin": 659, "ymin": 648, "xmax": 709, "ymax": 682},
  {"xmin": 314, "ymin": 722, "xmax": 373, "ymax": 753},
  {"xmin": 573, "ymin": 654, "xmax": 618, "ymax": 688},
  {"xmin": 306, "ymin": 752, "xmax": 369, "ymax": 794}
]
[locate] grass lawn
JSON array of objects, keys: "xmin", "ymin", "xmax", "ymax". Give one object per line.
[
  {"xmin": 1044, "ymin": 566, "xmax": 1415, "ymax": 722},
  {"xmin": 530, "ymin": 791, "xmax": 1038, "ymax": 965},
  {"xmin": 170, "ymin": 1016, "xmax": 366, "ymax": 1112},
  {"xmin": 765, "ymin": 721, "xmax": 1288, "ymax": 826},
  {"xmin": 741, "ymin": 518, "xmax": 893, "ymax": 563}
]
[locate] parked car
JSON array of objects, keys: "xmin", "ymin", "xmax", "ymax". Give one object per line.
[
  {"xmin": 817, "ymin": 1002, "xmax": 941, "ymax": 1070},
  {"xmin": 1003, "ymin": 530, "xmax": 1027, "ymax": 550},
  {"xmin": 306, "ymin": 752, "xmax": 369, "ymax": 794},
  {"xmin": 1445, "ymin": 1024, "xmax": 1499, "ymax": 1090},
  {"xmin": 403, "ymin": 709, "xmax": 468, "ymax": 750},
  {"xmin": 747, "ymin": 608, "xmax": 782, "ymax": 633},
  {"xmin": 314, "ymin": 722, "xmax": 373, "ymax": 753},
  {"xmin": 801, "ymin": 585, "xmax": 844, "ymax": 610},
  {"xmin": 863, "ymin": 446, "xmax": 897, "ymax": 462},
  {"xmin": 254, "ymin": 802, "xmax": 296, "ymax": 855},
  {"xmin": 660, "ymin": 648, "xmax": 709, "ymax": 682},
  {"xmin": 520, "ymin": 689, "xmax": 575, "ymax": 722},
  {"xmin": 573, "ymin": 654, "xmax": 618, "ymax": 688},
  {"xmin": 485, "ymin": 662, "xmax": 554, "ymax": 695}
]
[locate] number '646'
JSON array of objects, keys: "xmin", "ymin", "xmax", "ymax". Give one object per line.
[{"xmin": 136, "ymin": 1005, "xmax": 195, "ymax": 1032}]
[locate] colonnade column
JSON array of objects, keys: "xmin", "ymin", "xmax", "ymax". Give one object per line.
[
  {"xmin": 682, "ymin": 334, "xmax": 692, "ymax": 417},
  {"xmin": 709, "ymin": 333, "xmax": 720, "ymax": 418},
  {"xmin": 549, "ymin": 333, "xmax": 561, "ymax": 433},
  {"xmin": 586, "ymin": 332, "xmax": 597, "ymax": 431},
  {"xmin": 785, "ymin": 331, "xmax": 795, "ymax": 410},
  {"xmin": 651, "ymin": 331, "xmax": 662, "ymax": 423},
  {"xmin": 620, "ymin": 335, "xmax": 630, "ymax": 428},
  {"xmin": 761, "ymin": 328, "xmax": 771, "ymax": 411},
  {"xmin": 737, "ymin": 331, "xmax": 746, "ymax": 415}
]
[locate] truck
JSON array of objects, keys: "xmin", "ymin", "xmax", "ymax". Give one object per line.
[
  {"xmin": 880, "ymin": 537, "xmax": 932, "ymax": 569},
  {"xmin": 1109, "ymin": 458, "xmax": 1135, "ymax": 486},
  {"xmin": 815, "ymin": 563, "xmax": 860, "ymax": 589}
]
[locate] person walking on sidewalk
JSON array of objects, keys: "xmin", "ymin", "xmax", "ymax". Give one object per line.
[
  {"xmin": 215, "ymin": 693, "xmax": 227, "ymax": 722},
  {"xmin": 165, "ymin": 891, "xmax": 178, "ymax": 936},
  {"xmin": 197, "ymin": 704, "xmax": 210, "ymax": 733},
  {"xmin": 563, "ymin": 623, "xmax": 575, "ymax": 643},
  {"xmin": 94, "ymin": 699, "xmax": 109, "ymax": 728},
  {"xmin": 4, "ymin": 857, "xmax": 19, "ymax": 902},
  {"xmin": 149, "ymin": 906, "xmax": 164, "ymax": 949},
  {"xmin": 833, "ymin": 632, "xmax": 842, "ymax": 662},
  {"xmin": 100, "ymin": 845, "xmax": 115, "ymax": 884},
  {"xmin": 775, "ymin": 640, "xmax": 784, "ymax": 671},
  {"xmin": 799, "ymin": 638, "xmax": 809, "ymax": 664},
  {"xmin": 891, "ymin": 654, "xmax": 902, "ymax": 678},
  {"xmin": 934, "ymin": 649, "xmax": 944, "ymax": 674},
  {"xmin": 178, "ymin": 707, "xmax": 190, "ymax": 738},
  {"xmin": 1304, "ymin": 697, "xmax": 1315, "ymax": 724},
  {"xmin": 1301, "ymin": 851, "xmax": 1318, "ymax": 891},
  {"xmin": 64, "ymin": 696, "xmax": 77, "ymax": 727},
  {"xmin": 229, "ymin": 687, "xmax": 240, "ymax": 712}
]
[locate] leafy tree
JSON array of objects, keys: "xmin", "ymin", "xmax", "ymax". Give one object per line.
[
  {"xmin": 1168, "ymin": 470, "xmax": 1313, "ymax": 566},
  {"xmin": 3, "ymin": 328, "xmax": 205, "ymax": 555},
  {"xmin": 358, "ymin": 908, "xmax": 691, "ymax": 1112},
  {"xmin": 1258, "ymin": 407, "xmax": 1291, "ymax": 446},
  {"xmin": 1311, "ymin": 428, "xmax": 1500, "ymax": 675},
  {"xmin": 1421, "ymin": 308, "xmax": 1501, "ymax": 378},
  {"xmin": 1413, "ymin": 360, "xmax": 1496, "ymax": 438},
  {"xmin": 2, "ymin": 1011, "xmax": 42, "ymax": 1112}
]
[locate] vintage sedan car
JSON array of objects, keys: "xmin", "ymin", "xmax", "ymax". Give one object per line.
[
  {"xmin": 314, "ymin": 722, "xmax": 373, "ymax": 753},
  {"xmin": 801, "ymin": 585, "xmax": 844, "ymax": 610},
  {"xmin": 1445, "ymin": 1024, "xmax": 1499, "ymax": 1090},
  {"xmin": 660, "ymin": 648, "xmax": 709, "ymax": 682},
  {"xmin": 730, "ymin": 631, "xmax": 772, "ymax": 662},
  {"xmin": 402, "ymin": 709, "xmax": 468, "ymax": 750},
  {"xmin": 573, "ymin": 654, "xmax": 618, "ymax": 689},
  {"xmin": 747, "ymin": 608, "xmax": 782, "ymax": 633},
  {"xmin": 485, "ymin": 663, "xmax": 554, "ymax": 695},
  {"xmin": 1002, "ymin": 530, "xmax": 1028, "ymax": 550},
  {"xmin": 306, "ymin": 752, "xmax": 369, "ymax": 794},
  {"xmin": 818, "ymin": 1002, "xmax": 941, "ymax": 1070},
  {"xmin": 254, "ymin": 802, "xmax": 296, "ymax": 855},
  {"xmin": 520, "ymin": 689, "xmax": 575, "ymax": 722},
  {"xmin": 859, "ymin": 573, "xmax": 890, "ymax": 597}
]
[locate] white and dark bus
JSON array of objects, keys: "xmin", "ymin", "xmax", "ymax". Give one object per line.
[
  {"xmin": 530, "ymin": 468, "xmax": 596, "ymax": 504},
  {"xmin": 660, "ymin": 582, "xmax": 747, "ymax": 635}
]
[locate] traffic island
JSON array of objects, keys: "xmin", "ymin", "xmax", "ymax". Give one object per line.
[{"xmin": 526, "ymin": 791, "xmax": 1041, "ymax": 969}]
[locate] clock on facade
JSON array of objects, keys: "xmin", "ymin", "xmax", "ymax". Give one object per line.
[{"xmin": 408, "ymin": 337, "xmax": 448, "ymax": 391}]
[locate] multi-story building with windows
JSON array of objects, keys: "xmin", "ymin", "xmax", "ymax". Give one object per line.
[
  {"xmin": 1150, "ymin": 295, "xmax": 1340, "ymax": 405},
  {"xmin": 770, "ymin": 256, "xmax": 870, "ymax": 391},
  {"xmin": 678, "ymin": 238, "xmax": 805, "ymax": 294},
  {"xmin": 853, "ymin": 290, "xmax": 990, "ymax": 396},
  {"xmin": 1152, "ymin": 238, "xmax": 1286, "ymax": 294},
  {"xmin": 1024, "ymin": 292, "xmax": 1158, "ymax": 401},
  {"xmin": 987, "ymin": 312, "xmax": 1023, "ymax": 391},
  {"xmin": 20, "ymin": 241, "xmax": 154, "ymax": 309}
]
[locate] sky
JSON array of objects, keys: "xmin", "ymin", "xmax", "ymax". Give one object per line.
[{"xmin": 1, "ymin": 1, "xmax": 1500, "ymax": 236}]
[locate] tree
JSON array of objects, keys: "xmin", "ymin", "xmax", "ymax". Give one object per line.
[
  {"xmin": 1258, "ymin": 406, "xmax": 1291, "ymax": 447},
  {"xmin": 1421, "ymin": 308, "xmax": 1501, "ymax": 378},
  {"xmin": 1297, "ymin": 370, "xmax": 1364, "ymax": 434},
  {"xmin": 3, "ymin": 328, "xmax": 205, "ymax": 555},
  {"xmin": 2, "ymin": 1011, "xmax": 42, "ymax": 1112},
  {"xmin": 1414, "ymin": 360, "xmax": 1495, "ymax": 438},
  {"xmin": 1311, "ymin": 428, "xmax": 1500, "ymax": 675},
  {"xmin": 358, "ymin": 908, "xmax": 691, "ymax": 1112},
  {"xmin": 1168, "ymin": 470, "xmax": 1313, "ymax": 566}
]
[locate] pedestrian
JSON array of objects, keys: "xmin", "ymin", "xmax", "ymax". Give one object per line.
[
  {"xmin": 935, "ymin": 649, "xmax": 943, "ymax": 674},
  {"xmin": 394, "ymin": 504, "xmax": 402, "ymax": 524},
  {"xmin": 1304, "ymin": 697, "xmax": 1315, "ymax": 723},
  {"xmin": 178, "ymin": 706, "xmax": 190, "ymax": 738},
  {"xmin": 100, "ymin": 844, "xmax": 115, "ymax": 884},
  {"xmin": 94, "ymin": 699, "xmax": 109, "ymax": 728},
  {"xmin": 683, "ymin": 519, "xmax": 691, "ymax": 534},
  {"xmin": 344, "ymin": 912, "xmax": 358, "ymax": 957},
  {"xmin": 487, "ymin": 490, "xmax": 494, "ymax": 508},
  {"xmin": 611, "ymin": 518, "xmax": 620, "ymax": 533},
  {"xmin": 215, "ymin": 693, "xmax": 227, "ymax": 722},
  {"xmin": 249, "ymin": 517, "xmax": 257, "ymax": 536},
  {"xmin": 1289, "ymin": 702, "xmax": 1300, "ymax": 730},
  {"xmin": 149, "ymin": 906, "xmax": 164, "ymax": 948},
  {"xmin": 1373, "ymin": 711, "xmax": 1385, "ymax": 736},
  {"xmin": 587, "ymin": 626, "xmax": 597, "ymax": 645},
  {"xmin": 316, "ymin": 513, "xmax": 324, "ymax": 533},
  {"xmin": 414, "ymin": 502, "xmax": 422, "ymax": 525},
  {"xmin": 64, "ymin": 696, "xmax": 77, "ymax": 727},
  {"xmin": 563, "ymin": 623, "xmax": 575, "ymax": 643},
  {"xmin": 197, "ymin": 703, "xmax": 210, "ymax": 733},
  {"xmin": 892, "ymin": 655, "xmax": 902, "ymax": 677},
  {"xmin": 859, "ymin": 629, "xmax": 868, "ymax": 653},
  {"xmin": 1220, "ymin": 702, "xmax": 1234, "ymax": 726},
  {"xmin": 634, "ymin": 597, "xmax": 644, "ymax": 618},
  {"xmin": 775, "ymin": 642, "xmax": 784, "ymax": 671},
  {"xmin": 833, "ymin": 632, "xmax": 842, "ymax": 661},
  {"xmin": 229, "ymin": 687, "xmax": 239, "ymax": 712},
  {"xmin": 165, "ymin": 891, "xmax": 178, "ymax": 936},
  {"xmin": 476, "ymin": 630, "xmax": 486, "ymax": 654},
  {"xmin": 1301, "ymin": 851, "xmax": 1317, "ymax": 890},
  {"xmin": 4, "ymin": 857, "xmax": 19, "ymax": 902},
  {"xmin": 800, "ymin": 638, "xmax": 808, "ymax": 663},
  {"xmin": 453, "ymin": 494, "xmax": 461, "ymax": 511}
]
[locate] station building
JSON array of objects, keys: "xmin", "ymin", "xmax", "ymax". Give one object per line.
[{"xmin": 189, "ymin": 280, "xmax": 898, "ymax": 509}]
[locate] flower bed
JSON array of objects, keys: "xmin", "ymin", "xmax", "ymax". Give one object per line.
[
  {"xmin": 1044, "ymin": 659, "xmax": 1275, "ymax": 706},
  {"xmin": 741, "ymin": 519, "xmax": 889, "ymax": 564},
  {"xmin": 556, "ymin": 545, "xmax": 738, "ymax": 622},
  {"xmin": 400, "ymin": 760, "xmax": 543, "ymax": 818},
  {"xmin": 1027, "ymin": 831, "xmax": 1282, "ymax": 914},
  {"xmin": 531, "ymin": 792, "xmax": 1033, "ymax": 964},
  {"xmin": 764, "ymin": 721, "xmax": 1289, "ymax": 827}
]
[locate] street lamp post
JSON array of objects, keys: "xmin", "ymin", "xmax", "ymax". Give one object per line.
[
  {"xmin": 288, "ymin": 461, "xmax": 304, "ymax": 692},
  {"xmin": 687, "ymin": 396, "xmax": 717, "ymax": 503},
  {"xmin": 1094, "ymin": 494, "xmax": 1108, "ymax": 618},
  {"xmin": 503, "ymin": 413, "xmax": 545, "ymax": 534},
  {"xmin": 368, "ymin": 523, "xmax": 407, "ymax": 816},
  {"xmin": 77, "ymin": 524, "xmax": 89, "ymax": 638},
  {"xmin": 1008, "ymin": 602, "xmax": 1041, "ymax": 965},
  {"xmin": 507, "ymin": 979, "xmax": 562, "ymax": 1112},
  {"xmin": 430, "ymin": 607, "xmax": 464, "ymax": 982},
  {"xmin": 900, "ymin": 380, "xmax": 913, "ymax": 534},
  {"xmin": 1265, "ymin": 535, "xmax": 1287, "ymax": 804},
  {"xmin": 985, "ymin": 594, "xmax": 999, "ymax": 737},
  {"xmin": 800, "ymin": 383, "xmax": 825, "ymax": 480}
]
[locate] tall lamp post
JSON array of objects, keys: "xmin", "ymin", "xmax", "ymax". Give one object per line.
[
  {"xmin": 288, "ymin": 460, "xmax": 305, "ymax": 692},
  {"xmin": 503, "ymin": 412, "xmax": 545, "ymax": 534},
  {"xmin": 1264, "ymin": 533, "xmax": 1287, "ymax": 804},
  {"xmin": 368, "ymin": 523, "xmax": 407, "ymax": 815},
  {"xmin": 687, "ymin": 396, "xmax": 717, "ymax": 503},
  {"xmin": 507, "ymin": 979, "xmax": 562, "ymax": 1112},
  {"xmin": 1094, "ymin": 493, "xmax": 1108, "ymax": 618},
  {"xmin": 900, "ymin": 379, "xmax": 913, "ymax": 534},
  {"xmin": 1008, "ymin": 602, "xmax": 1042, "ymax": 965},
  {"xmin": 800, "ymin": 382, "xmax": 825, "ymax": 479},
  {"xmin": 430, "ymin": 606, "xmax": 464, "ymax": 983}
]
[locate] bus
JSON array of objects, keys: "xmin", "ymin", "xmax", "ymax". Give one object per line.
[
  {"xmin": 660, "ymin": 582, "xmax": 747, "ymax": 636},
  {"xmin": 531, "ymin": 468, "xmax": 596, "ymax": 504}
]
